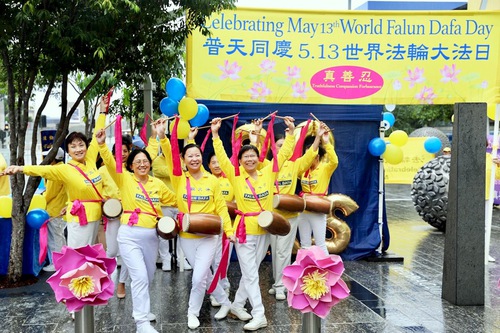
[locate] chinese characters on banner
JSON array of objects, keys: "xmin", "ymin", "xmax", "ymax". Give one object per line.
[{"xmin": 186, "ymin": 9, "xmax": 500, "ymax": 105}]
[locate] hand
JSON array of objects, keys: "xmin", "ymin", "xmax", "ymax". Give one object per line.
[
  {"xmin": 155, "ymin": 119, "xmax": 167, "ymax": 139},
  {"xmin": 228, "ymin": 235, "xmax": 237, "ymax": 243},
  {"xmin": 59, "ymin": 207, "xmax": 67, "ymax": 216},
  {"xmin": 493, "ymin": 157, "xmax": 500, "ymax": 166},
  {"xmin": 321, "ymin": 123, "xmax": 331, "ymax": 144},
  {"xmin": 100, "ymin": 95, "xmax": 110, "ymax": 114},
  {"xmin": 316, "ymin": 123, "xmax": 326, "ymax": 137},
  {"xmin": 1, "ymin": 165, "xmax": 22, "ymax": 175},
  {"xmin": 188, "ymin": 127, "xmax": 198, "ymax": 140},
  {"xmin": 211, "ymin": 118, "xmax": 222, "ymax": 134},
  {"xmin": 283, "ymin": 116, "xmax": 295, "ymax": 133},
  {"xmin": 252, "ymin": 118, "xmax": 263, "ymax": 134},
  {"xmin": 96, "ymin": 129, "xmax": 106, "ymax": 145}
]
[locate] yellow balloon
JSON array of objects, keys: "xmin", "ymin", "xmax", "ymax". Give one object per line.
[
  {"xmin": 178, "ymin": 97, "xmax": 198, "ymax": 120},
  {"xmin": 388, "ymin": 130, "xmax": 408, "ymax": 147},
  {"xmin": 169, "ymin": 118, "xmax": 191, "ymax": 139},
  {"xmin": 487, "ymin": 104, "xmax": 497, "ymax": 120},
  {"xmin": 0, "ymin": 196, "xmax": 12, "ymax": 218},
  {"xmin": 29, "ymin": 193, "xmax": 46, "ymax": 211},
  {"xmin": 382, "ymin": 144, "xmax": 404, "ymax": 165},
  {"xmin": 451, "ymin": 114, "xmax": 454, "ymax": 122}
]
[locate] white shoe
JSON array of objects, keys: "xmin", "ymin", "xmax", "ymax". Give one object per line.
[
  {"xmin": 488, "ymin": 255, "xmax": 496, "ymax": 262},
  {"xmin": 214, "ymin": 305, "xmax": 231, "ymax": 320},
  {"xmin": 224, "ymin": 287, "xmax": 230, "ymax": 296},
  {"xmin": 210, "ymin": 295, "xmax": 221, "ymax": 307},
  {"xmin": 177, "ymin": 259, "xmax": 192, "ymax": 270},
  {"xmin": 187, "ymin": 314, "xmax": 200, "ymax": 329},
  {"xmin": 133, "ymin": 313, "xmax": 156, "ymax": 321},
  {"xmin": 136, "ymin": 323, "xmax": 158, "ymax": 333},
  {"xmin": 42, "ymin": 264, "xmax": 56, "ymax": 272},
  {"xmin": 243, "ymin": 316, "xmax": 268, "ymax": 331},
  {"xmin": 268, "ymin": 288, "xmax": 275, "ymax": 295},
  {"xmin": 230, "ymin": 306, "xmax": 252, "ymax": 321},
  {"xmin": 275, "ymin": 289, "xmax": 286, "ymax": 301},
  {"xmin": 162, "ymin": 261, "xmax": 171, "ymax": 272}
]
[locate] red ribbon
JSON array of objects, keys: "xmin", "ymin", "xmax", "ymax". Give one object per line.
[
  {"xmin": 290, "ymin": 119, "xmax": 311, "ymax": 162},
  {"xmin": 259, "ymin": 114, "xmax": 278, "ymax": 172},
  {"xmin": 171, "ymin": 117, "xmax": 182, "ymax": 176},
  {"xmin": 139, "ymin": 114, "xmax": 151, "ymax": 147},
  {"xmin": 115, "ymin": 115, "xmax": 123, "ymax": 173},
  {"xmin": 229, "ymin": 115, "xmax": 241, "ymax": 176},
  {"xmin": 38, "ymin": 219, "xmax": 49, "ymax": 265},
  {"xmin": 70, "ymin": 200, "xmax": 88, "ymax": 226},
  {"xmin": 200, "ymin": 129, "xmax": 211, "ymax": 152},
  {"xmin": 234, "ymin": 210, "xmax": 260, "ymax": 244},
  {"xmin": 207, "ymin": 234, "xmax": 230, "ymax": 294},
  {"xmin": 127, "ymin": 208, "xmax": 140, "ymax": 226}
]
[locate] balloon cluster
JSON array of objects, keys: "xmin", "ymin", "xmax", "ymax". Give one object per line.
[
  {"xmin": 159, "ymin": 78, "xmax": 210, "ymax": 139},
  {"xmin": 0, "ymin": 193, "xmax": 49, "ymax": 229}
]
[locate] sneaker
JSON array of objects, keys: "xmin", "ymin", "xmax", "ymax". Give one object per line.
[
  {"xmin": 133, "ymin": 313, "xmax": 156, "ymax": 322},
  {"xmin": 136, "ymin": 323, "xmax": 158, "ymax": 333},
  {"xmin": 187, "ymin": 314, "xmax": 200, "ymax": 329},
  {"xmin": 210, "ymin": 295, "xmax": 221, "ymax": 307},
  {"xmin": 268, "ymin": 288, "xmax": 275, "ymax": 295},
  {"xmin": 42, "ymin": 264, "xmax": 56, "ymax": 272},
  {"xmin": 230, "ymin": 306, "xmax": 252, "ymax": 321},
  {"xmin": 488, "ymin": 255, "xmax": 496, "ymax": 262},
  {"xmin": 214, "ymin": 305, "xmax": 231, "ymax": 320},
  {"xmin": 243, "ymin": 316, "xmax": 268, "ymax": 331},
  {"xmin": 275, "ymin": 289, "xmax": 286, "ymax": 301},
  {"xmin": 162, "ymin": 261, "xmax": 171, "ymax": 272}
]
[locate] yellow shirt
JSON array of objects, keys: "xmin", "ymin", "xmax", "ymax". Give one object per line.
[
  {"xmin": 213, "ymin": 133, "xmax": 295, "ymax": 236},
  {"xmin": 23, "ymin": 114, "xmax": 106, "ymax": 223},
  {"xmin": 300, "ymin": 143, "xmax": 338, "ymax": 196},
  {"xmin": 275, "ymin": 146, "xmax": 318, "ymax": 219},
  {"xmin": 99, "ymin": 165, "xmax": 120, "ymax": 200},
  {"xmin": 160, "ymin": 139, "xmax": 232, "ymax": 239},
  {"xmin": 485, "ymin": 153, "xmax": 500, "ymax": 200},
  {"xmin": 151, "ymin": 154, "xmax": 173, "ymax": 190},
  {"xmin": 0, "ymin": 153, "xmax": 10, "ymax": 196},
  {"xmin": 44, "ymin": 161, "xmax": 68, "ymax": 217},
  {"xmin": 98, "ymin": 141, "xmax": 176, "ymax": 229},
  {"xmin": 218, "ymin": 176, "xmax": 234, "ymax": 202}
]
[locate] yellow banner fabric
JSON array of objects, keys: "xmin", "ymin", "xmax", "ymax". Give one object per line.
[{"xmin": 186, "ymin": 8, "xmax": 500, "ymax": 105}]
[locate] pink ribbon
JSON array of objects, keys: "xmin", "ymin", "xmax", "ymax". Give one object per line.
[
  {"xmin": 38, "ymin": 219, "xmax": 49, "ymax": 265},
  {"xmin": 208, "ymin": 234, "xmax": 230, "ymax": 294},
  {"xmin": 102, "ymin": 216, "xmax": 108, "ymax": 231},
  {"xmin": 70, "ymin": 200, "xmax": 88, "ymax": 226},
  {"xmin": 234, "ymin": 210, "xmax": 260, "ymax": 244},
  {"xmin": 115, "ymin": 115, "xmax": 123, "ymax": 173},
  {"xmin": 177, "ymin": 212, "xmax": 185, "ymax": 231},
  {"xmin": 127, "ymin": 208, "xmax": 140, "ymax": 226}
]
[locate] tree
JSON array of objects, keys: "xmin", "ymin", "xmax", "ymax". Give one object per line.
[
  {"xmin": 387, "ymin": 104, "xmax": 454, "ymax": 135},
  {"xmin": 0, "ymin": 0, "xmax": 235, "ymax": 283}
]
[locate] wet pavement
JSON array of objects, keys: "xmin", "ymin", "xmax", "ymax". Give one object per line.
[{"xmin": 1, "ymin": 184, "xmax": 500, "ymax": 333}]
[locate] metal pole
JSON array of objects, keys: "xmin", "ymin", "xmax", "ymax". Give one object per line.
[
  {"xmin": 376, "ymin": 122, "xmax": 385, "ymax": 254},
  {"xmin": 301, "ymin": 312, "xmax": 321, "ymax": 333},
  {"xmin": 143, "ymin": 74, "xmax": 154, "ymax": 139},
  {"xmin": 74, "ymin": 306, "xmax": 95, "ymax": 333}
]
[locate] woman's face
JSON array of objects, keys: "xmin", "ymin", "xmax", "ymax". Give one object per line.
[
  {"xmin": 130, "ymin": 152, "xmax": 151, "ymax": 177},
  {"xmin": 275, "ymin": 138, "xmax": 285, "ymax": 152},
  {"xmin": 209, "ymin": 155, "xmax": 222, "ymax": 176},
  {"xmin": 121, "ymin": 145, "xmax": 131, "ymax": 163},
  {"xmin": 67, "ymin": 138, "xmax": 87, "ymax": 163},
  {"xmin": 239, "ymin": 149, "xmax": 259, "ymax": 173},
  {"xmin": 183, "ymin": 147, "xmax": 203, "ymax": 173}
]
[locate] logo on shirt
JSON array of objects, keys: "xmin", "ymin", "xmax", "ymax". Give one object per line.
[
  {"xmin": 301, "ymin": 179, "xmax": 318, "ymax": 185},
  {"xmin": 277, "ymin": 180, "xmax": 292, "ymax": 187},
  {"xmin": 135, "ymin": 194, "xmax": 160, "ymax": 203},
  {"xmin": 182, "ymin": 194, "xmax": 210, "ymax": 202},
  {"xmin": 243, "ymin": 190, "xmax": 269, "ymax": 200}
]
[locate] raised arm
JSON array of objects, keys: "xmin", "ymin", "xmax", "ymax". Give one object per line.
[
  {"xmin": 296, "ymin": 124, "xmax": 323, "ymax": 175},
  {"xmin": 211, "ymin": 118, "xmax": 235, "ymax": 182},
  {"xmin": 96, "ymin": 129, "xmax": 124, "ymax": 187},
  {"xmin": 275, "ymin": 116, "xmax": 296, "ymax": 170},
  {"xmin": 322, "ymin": 124, "xmax": 339, "ymax": 174}
]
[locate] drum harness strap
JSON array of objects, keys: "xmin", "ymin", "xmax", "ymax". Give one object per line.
[
  {"xmin": 234, "ymin": 178, "xmax": 264, "ymax": 244},
  {"xmin": 299, "ymin": 168, "xmax": 327, "ymax": 197},
  {"xmin": 123, "ymin": 181, "xmax": 158, "ymax": 227},
  {"xmin": 69, "ymin": 164, "xmax": 104, "ymax": 227}
]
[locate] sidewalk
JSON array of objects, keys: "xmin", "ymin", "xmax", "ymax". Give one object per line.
[{"xmin": 0, "ymin": 184, "xmax": 499, "ymax": 332}]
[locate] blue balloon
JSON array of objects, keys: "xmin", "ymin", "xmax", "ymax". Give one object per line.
[
  {"xmin": 190, "ymin": 104, "xmax": 210, "ymax": 127},
  {"xmin": 383, "ymin": 112, "xmax": 395, "ymax": 127},
  {"xmin": 26, "ymin": 209, "xmax": 49, "ymax": 229},
  {"xmin": 165, "ymin": 78, "xmax": 186, "ymax": 101},
  {"xmin": 424, "ymin": 137, "xmax": 442, "ymax": 154},
  {"xmin": 368, "ymin": 138, "xmax": 386, "ymax": 156},
  {"xmin": 159, "ymin": 97, "xmax": 179, "ymax": 117}
]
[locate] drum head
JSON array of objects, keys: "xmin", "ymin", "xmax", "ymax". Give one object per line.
[
  {"xmin": 103, "ymin": 199, "xmax": 122, "ymax": 218},
  {"xmin": 257, "ymin": 211, "xmax": 273, "ymax": 228},
  {"xmin": 181, "ymin": 214, "xmax": 190, "ymax": 232},
  {"xmin": 272, "ymin": 195, "xmax": 280, "ymax": 209},
  {"xmin": 157, "ymin": 216, "xmax": 175, "ymax": 233}
]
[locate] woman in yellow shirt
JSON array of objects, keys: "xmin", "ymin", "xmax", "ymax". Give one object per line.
[
  {"xmin": 210, "ymin": 116, "xmax": 295, "ymax": 331},
  {"xmin": 96, "ymin": 122, "xmax": 175, "ymax": 333},
  {"xmin": 297, "ymin": 123, "xmax": 339, "ymax": 255}
]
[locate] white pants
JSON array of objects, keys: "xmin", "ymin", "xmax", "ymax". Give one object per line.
[
  {"xmin": 211, "ymin": 233, "xmax": 233, "ymax": 290},
  {"xmin": 67, "ymin": 221, "xmax": 99, "ymax": 248},
  {"xmin": 47, "ymin": 216, "xmax": 66, "ymax": 262},
  {"xmin": 233, "ymin": 234, "xmax": 269, "ymax": 318},
  {"xmin": 105, "ymin": 218, "xmax": 129, "ymax": 283},
  {"xmin": 270, "ymin": 216, "xmax": 299, "ymax": 292},
  {"xmin": 180, "ymin": 236, "xmax": 230, "ymax": 316},
  {"xmin": 158, "ymin": 207, "xmax": 178, "ymax": 263},
  {"xmin": 117, "ymin": 225, "xmax": 159, "ymax": 327},
  {"xmin": 297, "ymin": 211, "xmax": 328, "ymax": 255}
]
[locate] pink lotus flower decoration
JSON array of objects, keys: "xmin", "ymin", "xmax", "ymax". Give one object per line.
[
  {"xmin": 47, "ymin": 244, "xmax": 117, "ymax": 312},
  {"xmin": 282, "ymin": 246, "xmax": 349, "ymax": 319}
]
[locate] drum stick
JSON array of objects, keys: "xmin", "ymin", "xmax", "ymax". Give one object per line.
[
  {"xmin": 103, "ymin": 118, "xmax": 118, "ymax": 131},
  {"xmin": 197, "ymin": 113, "xmax": 239, "ymax": 129},
  {"xmin": 309, "ymin": 113, "xmax": 333, "ymax": 133},
  {"xmin": 261, "ymin": 110, "xmax": 278, "ymax": 121},
  {"xmin": 150, "ymin": 116, "xmax": 174, "ymax": 125}
]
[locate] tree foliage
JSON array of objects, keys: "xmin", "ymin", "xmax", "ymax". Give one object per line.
[
  {"xmin": 387, "ymin": 104, "xmax": 454, "ymax": 135},
  {"xmin": 0, "ymin": 0, "xmax": 235, "ymax": 283}
]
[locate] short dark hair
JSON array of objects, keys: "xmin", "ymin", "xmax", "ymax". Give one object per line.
[
  {"xmin": 238, "ymin": 144, "xmax": 259, "ymax": 160},
  {"xmin": 112, "ymin": 135, "xmax": 133, "ymax": 155},
  {"xmin": 207, "ymin": 151, "xmax": 216, "ymax": 163},
  {"xmin": 303, "ymin": 136, "xmax": 326, "ymax": 159},
  {"xmin": 181, "ymin": 143, "xmax": 202, "ymax": 158},
  {"xmin": 126, "ymin": 149, "xmax": 153, "ymax": 172},
  {"xmin": 65, "ymin": 132, "xmax": 89, "ymax": 152}
]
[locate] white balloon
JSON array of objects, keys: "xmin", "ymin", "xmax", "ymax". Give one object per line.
[{"xmin": 385, "ymin": 104, "xmax": 396, "ymax": 112}]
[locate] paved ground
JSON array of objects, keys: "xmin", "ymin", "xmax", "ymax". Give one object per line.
[{"xmin": 1, "ymin": 184, "xmax": 500, "ymax": 332}]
